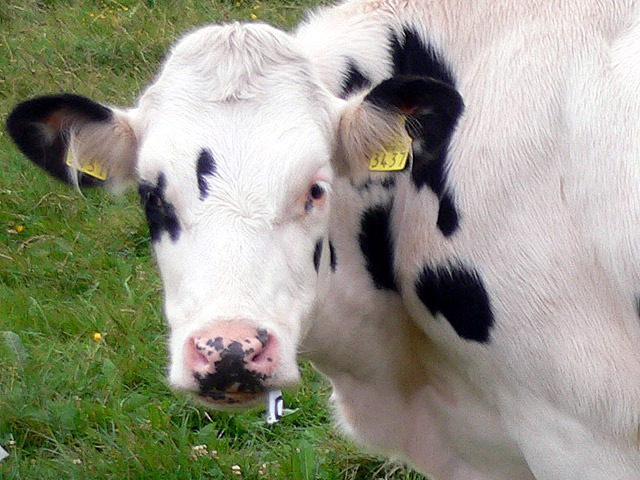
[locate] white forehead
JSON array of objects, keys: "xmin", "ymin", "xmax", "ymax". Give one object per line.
[{"xmin": 132, "ymin": 23, "xmax": 336, "ymax": 185}]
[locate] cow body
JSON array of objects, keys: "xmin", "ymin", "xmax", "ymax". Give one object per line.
[
  {"xmin": 297, "ymin": 1, "xmax": 640, "ymax": 478},
  {"xmin": 7, "ymin": 1, "xmax": 640, "ymax": 479}
]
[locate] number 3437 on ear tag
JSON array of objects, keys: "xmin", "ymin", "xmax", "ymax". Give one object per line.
[
  {"xmin": 65, "ymin": 151, "xmax": 108, "ymax": 181},
  {"xmin": 368, "ymin": 131, "xmax": 412, "ymax": 172}
]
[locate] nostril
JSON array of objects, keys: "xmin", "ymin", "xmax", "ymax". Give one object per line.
[
  {"xmin": 248, "ymin": 348, "xmax": 266, "ymax": 365},
  {"xmin": 245, "ymin": 333, "xmax": 278, "ymax": 372},
  {"xmin": 185, "ymin": 337, "xmax": 211, "ymax": 373}
]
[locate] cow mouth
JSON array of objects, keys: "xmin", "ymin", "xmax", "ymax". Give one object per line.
[{"xmin": 195, "ymin": 389, "xmax": 265, "ymax": 406}]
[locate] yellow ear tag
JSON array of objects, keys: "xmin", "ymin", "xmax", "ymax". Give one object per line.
[
  {"xmin": 65, "ymin": 150, "xmax": 108, "ymax": 181},
  {"xmin": 368, "ymin": 130, "xmax": 412, "ymax": 172}
]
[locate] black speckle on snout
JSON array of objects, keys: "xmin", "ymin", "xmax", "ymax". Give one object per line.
[
  {"xmin": 194, "ymin": 340, "xmax": 268, "ymax": 395},
  {"xmin": 256, "ymin": 329, "xmax": 268, "ymax": 347},
  {"xmin": 206, "ymin": 337, "xmax": 224, "ymax": 351}
]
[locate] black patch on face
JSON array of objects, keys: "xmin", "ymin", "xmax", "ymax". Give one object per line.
[
  {"xmin": 390, "ymin": 27, "xmax": 463, "ymax": 237},
  {"xmin": 415, "ymin": 263, "xmax": 494, "ymax": 343},
  {"xmin": 6, "ymin": 94, "xmax": 113, "ymax": 187},
  {"xmin": 194, "ymin": 340, "xmax": 267, "ymax": 395},
  {"xmin": 340, "ymin": 60, "xmax": 372, "ymax": 98},
  {"xmin": 196, "ymin": 148, "xmax": 217, "ymax": 200},
  {"xmin": 138, "ymin": 173, "xmax": 181, "ymax": 242},
  {"xmin": 328, "ymin": 240, "xmax": 337, "ymax": 272},
  {"xmin": 313, "ymin": 239, "xmax": 323, "ymax": 273},
  {"xmin": 359, "ymin": 203, "xmax": 398, "ymax": 291}
]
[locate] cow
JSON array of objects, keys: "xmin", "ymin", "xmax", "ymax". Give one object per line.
[{"xmin": 6, "ymin": 0, "xmax": 640, "ymax": 479}]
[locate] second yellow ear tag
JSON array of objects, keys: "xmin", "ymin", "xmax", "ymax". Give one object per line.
[
  {"xmin": 65, "ymin": 150, "xmax": 108, "ymax": 181},
  {"xmin": 368, "ymin": 131, "xmax": 412, "ymax": 172}
]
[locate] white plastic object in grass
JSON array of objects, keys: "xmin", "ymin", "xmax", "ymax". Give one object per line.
[
  {"xmin": 0, "ymin": 444, "xmax": 8, "ymax": 462},
  {"xmin": 265, "ymin": 389, "xmax": 284, "ymax": 425}
]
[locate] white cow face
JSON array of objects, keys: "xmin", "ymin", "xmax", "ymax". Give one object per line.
[
  {"xmin": 132, "ymin": 25, "xmax": 344, "ymax": 407},
  {"xmin": 7, "ymin": 22, "xmax": 461, "ymax": 408},
  {"xmin": 8, "ymin": 23, "xmax": 337, "ymax": 407}
]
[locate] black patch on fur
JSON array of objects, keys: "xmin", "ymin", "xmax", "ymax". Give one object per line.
[
  {"xmin": 391, "ymin": 28, "xmax": 455, "ymax": 85},
  {"xmin": 349, "ymin": 176, "xmax": 397, "ymax": 194},
  {"xmin": 415, "ymin": 263, "xmax": 494, "ymax": 343},
  {"xmin": 436, "ymin": 195, "xmax": 459, "ymax": 237},
  {"xmin": 194, "ymin": 340, "xmax": 267, "ymax": 395},
  {"xmin": 359, "ymin": 204, "xmax": 398, "ymax": 291},
  {"xmin": 328, "ymin": 240, "xmax": 337, "ymax": 272},
  {"xmin": 196, "ymin": 148, "xmax": 217, "ymax": 199},
  {"xmin": 138, "ymin": 173, "xmax": 181, "ymax": 242},
  {"xmin": 387, "ymin": 27, "xmax": 464, "ymax": 237},
  {"xmin": 636, "ymin": 296, "xmax": 640, "ymax": 319},
  {"xmin": 6, "ymin": 94, "xmax": 113, "ymax": 187},
  {"xmin": 341, "ymin": 60, "xmax": 372, "ymax": 98},
  {"xmin": 381, "ymin": 177, "xmax": 396, "ymax": 189},
  {"xmin": 313, "ymin": 239, "xmax": 323, "ymax": 273}
]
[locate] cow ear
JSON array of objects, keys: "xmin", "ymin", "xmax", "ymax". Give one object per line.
[
  {"xmin": 6, "ymin": 94, "xmax": 137, "ymax": 192},
  {"xmin": 335, "ymin": 75, "xmax": 463, "ymax": 178}
]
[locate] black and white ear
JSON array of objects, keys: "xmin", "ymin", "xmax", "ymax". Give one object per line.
[
  {"xmin": 6, "ymin": 94, "xmax": 137, "ymax": 191},
  {"xmin": 335, "ymin": 75, "xmax": 463, "ymax": 177}
]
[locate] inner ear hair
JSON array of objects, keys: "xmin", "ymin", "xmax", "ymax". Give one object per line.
[
  {"xmin": 66, "ymin": 112, "xmax": 138, "ymax": 192},
  {"xmin": 334, "ymin": 91, "xmax": 407, "ymax": 178}
]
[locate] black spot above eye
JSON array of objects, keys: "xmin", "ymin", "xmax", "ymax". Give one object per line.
[
  {"xmin": 138, "ymin": 173, "xmax": 181, "ymax": 242},
  {"xmin": 196, "ymin": 148, "xmax": 217, "ymax": 200}
]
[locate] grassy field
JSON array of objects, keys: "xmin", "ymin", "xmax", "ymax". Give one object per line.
[{"xmin": 0, "ymin": 1, "xmax": 427, "ymax": 479}]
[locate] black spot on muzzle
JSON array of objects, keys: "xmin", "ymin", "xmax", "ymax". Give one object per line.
[{"xmin": 194, "ymin": 340, "xmax": 268, "ymax": 396}]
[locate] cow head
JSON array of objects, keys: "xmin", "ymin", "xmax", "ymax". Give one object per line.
[{"xmin": 6, "ymin": 23, "xmax": 461, "ymax": 408}]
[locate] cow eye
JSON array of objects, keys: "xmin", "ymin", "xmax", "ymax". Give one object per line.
[
  {"xmin": 304, "ymin": 181, "xmax": 329, "ymax": 214},
  {"xmin": 310, "ymin": 183, "xmax": 325, "ymax": 200}
]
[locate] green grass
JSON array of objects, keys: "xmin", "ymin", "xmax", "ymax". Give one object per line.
[{"xmin": 0, "ymin": 1, "xmax": 427, "ymax": 479}]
